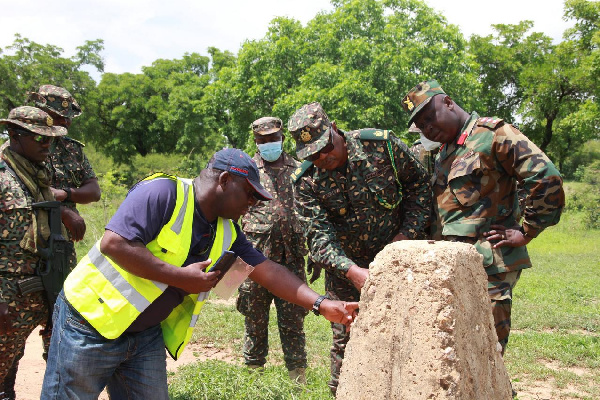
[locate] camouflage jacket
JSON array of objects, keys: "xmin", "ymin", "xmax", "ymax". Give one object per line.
[
  {"xmin": 48, "ymin": 137, "xmax": 97, "ymax": 210},
  {"xmin": 409, "ymin": 140, "xmax": 437, "ymax": 176},
  {"xmin": 432, "ymin": 112, "xmax": 565, "ymax": 274},
  {"xmin": 293, "ymin": 129, "xmax": 431, "ymax": 277},
  {"xmin": 241, "ymin": 152, "xmax": 307, "ymax": 265},
  {"xmin": 0, "ymin": 160, "xmax": 41, "ymax": 284}
]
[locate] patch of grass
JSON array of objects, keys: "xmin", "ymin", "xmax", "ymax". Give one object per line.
[
  {"xmin": 69, "ymin": 171, "xmax": 599, "ymax": 399},
  {"xmin": 513, "ymin": 214, "xmax": 600, "ymax": 332},
  {"xmin": 169, "ymin": 360, "xmax": 332, "ymax": 400}
]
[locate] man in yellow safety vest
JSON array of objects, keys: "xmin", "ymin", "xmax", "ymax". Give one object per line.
[{"xmin": 41, "ymin": 148, "xmax": 358, "ymax": 400}]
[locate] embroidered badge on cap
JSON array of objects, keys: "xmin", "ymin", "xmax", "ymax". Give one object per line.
[
  {"xmin": 403, "ymin": 97, "xmax": 414, "ymax": 111},
  {"xmin": 300, "ymin": 129, "xmax": 311, "ymax": 142}
]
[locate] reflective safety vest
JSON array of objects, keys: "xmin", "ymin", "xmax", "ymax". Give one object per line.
[{"xmin": 64, "ymin": 173, "xmax": 236, "ymax": 360}]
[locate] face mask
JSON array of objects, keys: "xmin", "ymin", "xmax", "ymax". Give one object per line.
[
  {"xmin": 419, "ymin": 132, "xmax": 442, "ymax": 151},
  {"xmin": 257, "ymin": 140, "xmax": 283, "ymax": 162}
]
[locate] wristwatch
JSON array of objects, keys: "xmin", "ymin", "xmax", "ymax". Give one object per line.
[
  {"xmin": 518, "ymin": 225, "xmax": 528, "ymax": 237},
  {"xmin": 64, "ymin": 187, "xmax": 72, "ymax": 202},
  {"xmin": 312, "ymin": 295, "xmax": 327, "ymax": 316}
]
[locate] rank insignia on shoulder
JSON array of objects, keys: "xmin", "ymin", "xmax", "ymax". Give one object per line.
[
  {"xmin": 359, "ymin": 129, "xmax": 390, "ymax": 140},
  {"xmin": 477, "ymin": 117, "xmax": 504, "ymax": 129},
  {"xmin": 291, "ymin": 160, "xmax": 313, "ymax": 183},
  {"xmin": 64, "ymin": 136, "xmax": 86, "ymax": 146}
]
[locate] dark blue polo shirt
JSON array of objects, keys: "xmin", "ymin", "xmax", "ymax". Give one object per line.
[{"xmin": 105, "ymin": 177, "xmax": 266, "ymax": 332}]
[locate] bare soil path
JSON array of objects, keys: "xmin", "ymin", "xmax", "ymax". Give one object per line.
[{"xmin": 15, "ymin": 327, "xmax": 201, "ymax": 400}]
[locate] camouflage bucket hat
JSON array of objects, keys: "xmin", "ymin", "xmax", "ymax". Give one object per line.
[
  {"xmin": 287, "ymin": 102, "xmax": 332, "ymax": 160},
  {"xmin": 0, "ymin": 106, "xmax": 67, "ymax": 137},
  {"xmin": 251, "ymin": 116, "xmax": 283, "ymax": 136},
  {"xmin": 30, "ymin": 85, "xmax": 82, "ymax": 119},
  {"xmin": 402, "ymin": 79, "xmax": 446, "ymax": 125}
]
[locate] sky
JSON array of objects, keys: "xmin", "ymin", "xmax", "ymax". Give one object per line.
[{"xmin": 1, "ymin": 0, "xmax": 574, "ymax": 77}]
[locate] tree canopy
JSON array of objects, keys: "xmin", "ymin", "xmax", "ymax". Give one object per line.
[{"xmin": 1, "ymin": 0, "xmax": 598, "ymax": 173}]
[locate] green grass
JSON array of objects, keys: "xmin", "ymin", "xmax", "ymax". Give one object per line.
[
  {"xmin": 505, "ymin": 208, "xmax": 600, "ymax": 399},
  {"xmin": 68, "ymin": 170, "xmax": 600, "ymax": 399},
  {"xmin": 168, "ymin": 187, "xmax": 600, "ymax": 400},
  {"xmin": 169, "ymin": 360, "xmax": 332, "ymax": 400}
]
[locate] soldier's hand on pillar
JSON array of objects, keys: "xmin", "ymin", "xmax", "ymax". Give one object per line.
[
  {"xmin": 319, "ymin": 299, "xmax": 359, "ymax": 328},
  {"xmin": 346, "ymin": 264, "xmax": 369, "ymax": 291},
  {"xmin": 392, "ymin": 232, "xmax": 410, "ymax": 242}
]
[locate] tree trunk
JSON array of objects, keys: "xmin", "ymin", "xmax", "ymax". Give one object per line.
[{"xmin": 540, "ymin": 116, "xmax": 554, "ymax": 153}]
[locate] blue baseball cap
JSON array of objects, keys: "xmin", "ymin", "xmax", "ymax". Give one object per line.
[{"xmin": 207, "ymin": 148, "xmax": 273, "ymax": 201}]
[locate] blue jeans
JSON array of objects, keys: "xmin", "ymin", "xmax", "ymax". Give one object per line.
[{"xmin": 41, "ymin": 292, "xmax": 169, "ymax": 400}]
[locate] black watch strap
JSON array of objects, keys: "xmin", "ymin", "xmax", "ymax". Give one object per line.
[
  {"xmin": 312, "ymin": 295, "xmax": 327, "ymax": 316},
  {"xmin": 518, "ymin": 225, "xmax": 529, "ymax": 237},
  {"xmin": 64, "ymin": 187, "xmax": 72, "ymax": 202}
]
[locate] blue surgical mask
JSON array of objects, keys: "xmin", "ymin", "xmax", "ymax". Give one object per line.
[{"xmin": 257, "ymin": 140, "xmax": 283, "ymax": 162}]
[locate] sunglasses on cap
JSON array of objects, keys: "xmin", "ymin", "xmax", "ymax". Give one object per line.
[
  {"xmin": 305, "ymin": 130, "xmax": 335, "ymax": 162},
  {"xmin": 14, "ymin": 128, "xmax": 55, "ymax": 144}
]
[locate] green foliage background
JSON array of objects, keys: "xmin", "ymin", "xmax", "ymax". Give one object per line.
[{"xmin": 1, "ymin": 0, "xmax": 598, "ymax": 174}]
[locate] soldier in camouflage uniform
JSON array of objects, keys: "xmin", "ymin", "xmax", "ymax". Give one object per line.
[
  {"xmin": 0, "ymin": 86, "xmax": 102, "ymax": 398},
  {"xmin": 30, "ymin": 85, "xmax": 101, "ymax": 355},
  {"xmin": 29, "ymin": 85, "xmax": 101, "ymax": 245},
  {"xmin": 402, "ymin": 79, "xmax": 565, "ymax": 357},
  {"xmin": 237, "ymin": 117, "xmax": 310, "ymax": 383},
  {"xmin": 0, "ymin": 107, "xmax": 67, "ymax": 400},
  {"xmin": 288, "ymin": 102, "xmax": 431, "ymax": 395}
]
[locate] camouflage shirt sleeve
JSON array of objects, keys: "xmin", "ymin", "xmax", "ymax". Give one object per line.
[
  {"xmin": 50, "ymin": 138, "xmax": 97, "ymax": 191},
  {"xmin": 294, "ymin": 174, "xmax": 356, "ymax": 277},
  {"xmin": 389, "ymin": 135, "xmax": 432, "ymax": 238},
  {"xmin": 492, "ymin": 124, "xmax": 565, "ymax": 237}
]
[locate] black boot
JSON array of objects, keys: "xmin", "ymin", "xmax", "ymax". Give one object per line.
[{"xmin": 1, "ymin": 363, "xmax": 18, "ymax": 400}]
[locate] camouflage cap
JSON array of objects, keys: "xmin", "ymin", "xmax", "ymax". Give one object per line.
[
  {"xmin": 287, "ymin": 102, "xmax": 332, "ymax": 160},
  {"xmin": 402, "ymin": 79, "xmax": 446, "ymax": 125},
  {"xmin": 0, "ymin": 106, "xmax": 67, "ymax": 137},
  {"xmin": 29, "ymin": 85, "xmax": 82, "ymax": 119},
  {"xmin": 251, "ymin": 116, "xmax": 283, "ymax": 136}
]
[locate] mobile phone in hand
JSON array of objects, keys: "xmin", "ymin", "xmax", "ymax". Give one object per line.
[{"xmin": 207, "ymin": 250, "xmax": 236, "ymax": 283}]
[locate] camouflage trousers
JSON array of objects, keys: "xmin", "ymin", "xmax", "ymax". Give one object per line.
[
  {"xmin": 236, "ymin": 261, "xmax": 308, "ymax": 371},
  {"xmin": 324, "ymin": 269, "xmax": 362, "ymax": 393},
  {"xmin": 488, "ymin": 270, "xmax": 522, "ymax": 355},
  {"xmin": 0, "ymin": 275, "xmax": 50, "ymax": 381}
]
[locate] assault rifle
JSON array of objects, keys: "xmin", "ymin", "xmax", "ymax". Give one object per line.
[{"xmin": 18, "ymin": 201, "xmax": 73, "ymax": 326}]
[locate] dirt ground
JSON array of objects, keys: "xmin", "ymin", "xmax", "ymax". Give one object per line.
[{"xmin": 15, "ymin": 327, "xmax": 200, "ymax": 400}]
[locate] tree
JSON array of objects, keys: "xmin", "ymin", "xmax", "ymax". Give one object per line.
[
  {"xmin": 86, "ymin": 52, "xmax": 229, "ymax": 164},
  {"xmin": 0, "ymin": 34, "xmax": 104, "ymax": 141},
  {"xmin": 207, "ymin": 0, "xmax": 479, "ymax": 154},
  {"xmin": 468, "ymin": 0, "xmax": 600, "ymax": 170}
]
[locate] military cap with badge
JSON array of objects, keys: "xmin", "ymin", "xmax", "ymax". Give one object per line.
[
  {"xmin": 28, "ymin": 85, "xmax": 82, "ymax": 120},
  {"xmin": 401, "ymin": 79, "xmax": 446, "ymax": 125},
  {"xmin": 0, "ymin": 106, "xmax": 67, "ymax": 138},
  {"xmin": 287, "ymin": 102, "xmax": 335, "ymax": 161}
]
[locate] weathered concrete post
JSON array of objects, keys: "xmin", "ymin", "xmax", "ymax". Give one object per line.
[{"xmin": 337, "ymin": 240, "xmax": 512, "ymax": 400}]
